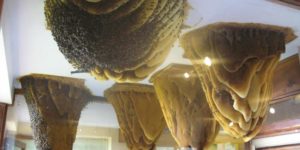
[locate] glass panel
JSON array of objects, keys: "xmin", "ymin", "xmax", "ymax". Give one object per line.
[
  {"xmin": 2, "ymin": 0, "xmax": 300, "ymax": 149},
  {"xmin": 265, "ymin": 98, "xmax": 300, "ymax": 124}
]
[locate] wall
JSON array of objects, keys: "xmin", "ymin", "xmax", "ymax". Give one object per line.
[{"xmin": 16, "ymin": 122, "xmax": 128, "ymax": 150}]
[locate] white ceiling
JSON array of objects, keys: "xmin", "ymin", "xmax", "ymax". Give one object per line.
[{"xmin": 2, "ymin": 0, "xmax": 300, "ymax": 127}]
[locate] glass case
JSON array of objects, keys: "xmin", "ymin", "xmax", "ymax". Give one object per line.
[{"xmin": 1, "ymin": 0, "xmax": 300, "ymax": 150}]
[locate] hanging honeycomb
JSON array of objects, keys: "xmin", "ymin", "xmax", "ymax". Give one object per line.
[
  {"xmin": 180, "ymin": 23, "xmax": 296, "ymax": 141},
  {"xmin": 150, "ymin": 64, "xmax": 220, "ymax": 149},
  {"xmin": 20, "ymin": 74, "xmax": 91, "ymax": 150},
  {"xmin": 104, "ymin": 83, "xmax": 165, "ymax": 150}
]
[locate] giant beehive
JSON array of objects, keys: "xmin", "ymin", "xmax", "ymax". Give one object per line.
[
  {"xmin": 180, "ymin": 23, "xmax": 296, "ymax": 141},
  {"xmin": 104, "ymin": 83, "xmax": 165, "ymax": 150},
  {"xmin": 20, "ymin": 74, "xmax": 91, "ymax": 150},
  {"xmin": 45, "ymin": 0, "xmax": 186, "ymax": 82},
  {"xmin": 150, "ymin": 64, "xmax": 220, "ymax": 149}
]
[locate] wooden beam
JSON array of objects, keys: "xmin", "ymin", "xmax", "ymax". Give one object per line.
[
  {"xmin": 0, "ymin": 103, "xmax": 7, "ymax": 149},
  {"xmin": 13, "ymin": 88, "xmax": 108, "ymax": 103},
  {"xmin": 268, "ymin": 0, "xmax": 300, "ymax": 10},
  {"xmin": 256, "ymin": 119, "xmax": 300, "ymax": 139},
  {"xmin": 13, "ymin": 54, "xmax": 300, "ymax": 105},
  {"xmin": 279, "ymin": 0, "xmax": 300, "ymax": 7},
  {"xmin": 15, "ymin": 134, "xmax": 33, "ymax": 140},
  {"xmin": 0, "ymin": 0, "xmax": 7, "ymax": 148},
  {"xmin": 271, "ymin": 54, "xmax": 300, "ymax": 104},
  {"xmin": 14, "ymin": 55, "xmax": 300, "ymax": 105},
  {"xmin": 14, "ymin": 88, "xmax": 25, "ymax": 95},
  {"xmin": 0, "ymin": 0, "xmax": 3, "ymax": 18},
  {"xmin": 89, "ymin": 95, "xmax": 108, "ymax": 103},
  {"xmin": 119, "ymin": 128, "xmax": 244, "ymax": 146},
  {"xmin": 214, "ymin": 133, "xmax": 244, "ymax": 144}
]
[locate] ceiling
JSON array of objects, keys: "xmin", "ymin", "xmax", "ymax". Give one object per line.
[
  {"xmin": 2, "ymin": 0, "xmax": 300, "ymax": 127},
  {"xmin": 2, "ymin": 0, "xmax": 300, "ymax": 97}
]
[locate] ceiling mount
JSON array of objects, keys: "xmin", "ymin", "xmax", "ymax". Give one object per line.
[
  {"xmin": 269, "ymin": 0, "xmax": 300, "ymax": 10},
  {"xmin": 280, "ymin": 0, "xmax": 300, "ymax": 6}
]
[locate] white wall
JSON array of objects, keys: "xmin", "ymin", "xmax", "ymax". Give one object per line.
[
  {"xmin": 0, "ymin": 28, "xmax": 13, "ymax": 104},
  {"xmin": 0, "ymin": 0, "xmax": 15, "ymax": 104},
  {"xmin": 15, "ymin": 122, "xmax": 128, "ymax": 150}
]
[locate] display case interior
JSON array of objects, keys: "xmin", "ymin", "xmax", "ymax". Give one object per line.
[{"xmin": 1, "ymin": 0, "xmax": 300, "ymax": 150}]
